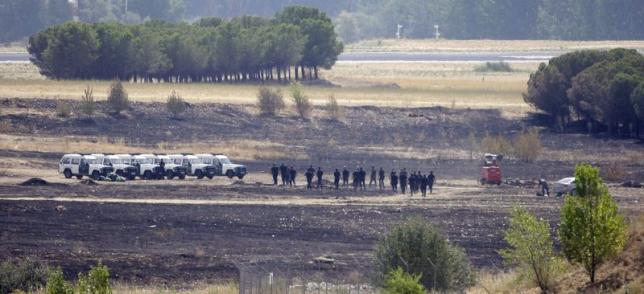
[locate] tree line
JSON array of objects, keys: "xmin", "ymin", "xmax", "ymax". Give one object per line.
[
  {"xmin": 4, "ymin": 0, "xmax": 643, "ymax": 44},
  {"xmin": 524, "ymin": 48, "xmax": 644, "ymax": 137},
  {"xmin": 27, "ymin": 6, "xmax": 343, "ymax": 82}
]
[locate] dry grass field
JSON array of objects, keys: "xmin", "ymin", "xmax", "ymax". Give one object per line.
[{"xmin": 0, "ymin": 61, "xmax": 534, "ymax": 110}]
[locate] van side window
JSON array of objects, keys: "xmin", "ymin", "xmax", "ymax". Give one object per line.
[
  {"xmin": 63, "ymin": 158, "xmax": 72, "ymax": 164},
  {"xmin": 71, "ymin": 158, "xmax": 80, "ymax": 164}
]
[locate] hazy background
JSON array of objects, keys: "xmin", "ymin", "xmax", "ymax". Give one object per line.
[{"xmin": 1, "ymin": 0, "xmax": 643, "ymax": 44}]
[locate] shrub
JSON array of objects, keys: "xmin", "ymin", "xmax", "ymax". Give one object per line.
[
  {"xmin": 76, "ymin": 263, "xmax": 111, "ymax": 294},
  {"xmin": 107, "ymin": 79, "xmax": 129, "ymax": 114},
  {"xmin": 0, "ymin": 258, "xmax": 48, "ymax": 293},
  {"xmin": 475, "ymin": 61, "xmax": 513, "ymax": 72},
  {"xmin": 513, "ymin": 128, "xmax": 543, "ymax": 162},
  {"xmin": 325, "ymin": 95, "xmax": 343, "ymax": 120},
  {"xmin": 290, "ymin": 82, "xmax": 312, "ymax": 118},
  {"xmin": 56, "ymin": 100, "xmax": 72, "ymax": 118},
  {"xmin": 559, "ymin": 164, "xmax": 627, "ymax": 284},
  {"xmin": 480, "ymin": 133, "xmax": 512, "ymax": 156},
  {"xmin": 79, "ymin": 86, "xmax": 95, "ymax": 118},
  {"xmin": 500, "ymin": 207, "xmax": 563, "ymax": 292},
  {"xmin": 374, "ymin": 217, "xmax": 475, "ymax": 292},
  {"xmin": 383, "ymin": 268, "xmax": 425, "ymax": 294},
  {"xmin": 46, "ymin": 268, "xmax": 73, "ymax": 294},
  {"xmin": 166, "ymin": 90, "xmax": 187, "ymax": 118},
  {"xmin": 257, "ymin": 87, "xmax": 285, "ymax": 116}
]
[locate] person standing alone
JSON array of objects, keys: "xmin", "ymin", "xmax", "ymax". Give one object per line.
[{"xmin": 271, "ymin": 163, "xmax": 279, "ymax": 185}]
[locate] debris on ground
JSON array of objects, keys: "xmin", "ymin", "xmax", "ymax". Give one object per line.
[
  {"xmin": 19, "ymin": 178, "xmax": 49, "ymax": 186},
  {"xmin": 622, "ymin": 181, "xmax": 643, "ymax": 188},
  {"xmin": 79, "ymin": 179, "xmax": 98, "ymax": 186},
  {"xmin": 55, "ymin": 205, "xmax": 66, "ymax": 212},
  {"xmin": 313, "ymin": 256, "xmax": 335, "ymax": 265}
]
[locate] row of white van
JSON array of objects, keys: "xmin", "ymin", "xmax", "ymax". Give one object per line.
[{"xmin": 59, "ymin": 153, "xmax": 247, "ymax": 180}]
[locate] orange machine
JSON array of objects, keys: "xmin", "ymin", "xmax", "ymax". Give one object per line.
[{"xmin": 480, "ymin": 153, "xmax": 502, "ymax": 185}]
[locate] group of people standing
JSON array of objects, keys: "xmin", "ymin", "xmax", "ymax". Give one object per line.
[{"xmin": 270, "ymin": 164, "xmax": 436, "ymax": 196}]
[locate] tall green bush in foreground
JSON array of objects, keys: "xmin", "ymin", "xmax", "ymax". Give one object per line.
[
  {"xmin": 374, "ymin": 217, "xmax": 475, "ymax": 292},
  {"xmin": 46, "ymin": 268, "xmax": 73, "ymax": 294},
  {"xmin": 501, "ymin": 207, "xmax": 563, "ymax": 292},
  {"xmin": 76, "ymin": 263, "xmax": 112, "ymax": 294},
  {"xmin": 559, "ymin": 164, "xmax": 627, "ymax": 284},
  {"xmin": 383, "ymin": 268, "xmax": 425, "ymax": 294}
]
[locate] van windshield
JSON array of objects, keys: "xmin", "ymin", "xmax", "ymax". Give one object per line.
[
  {"xmin": 201, "ymin": 158, "xmax": 213, "ymax": 165},
  {"xmin": 189, "ymin": 158, "xmax": 202, "ymax": 164},
  {"xmin": 136, "ymin": 158, "xmax": 153, "ymax": 164},
  {"xmin": 109, "ymin": 158, "xmax": 121, "ymax": 164},
  {"xmin": 174, "ymin": 158, "xmax": 183, "ymax": 164},
  {"xmin": 103, "ymin": 158, "xmax": 112, "ymax": 165},
  {"xmin": 218, "ymin": 157, "xmax": 231, "ymax": 164}
]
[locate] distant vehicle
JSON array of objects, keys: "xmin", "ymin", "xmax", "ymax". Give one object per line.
[
  {"xmin": 93, "ymin": 154, "xmax": 137, "ymax": 180},
  {"xmin": 59, "ymin": 154, "xmax": 114, "ymax": 180},
  {"xmin": 554, "ymin": 177, "xmax": 577, "ymax": 197},
  {"xmin": 196, "ymin": 153, "xmax": 247, "ymax": 179},
  {"xmin": 215, "ymin": 154, "xmax": 247, "ymax": 179},
  {"xmin": 183, "ymin": 155, "xmax": 216, "ymax": 179},
  {"xmin": 156, "ymin": 155, "xmax": 187, "ymax": 180},
  {"xmin": 480, "ymin": 153, "xmax": 502, "ymax": 185},
  {"xmin": 132, "ymin": 154, "xmax": 162, "ymax": 180}
]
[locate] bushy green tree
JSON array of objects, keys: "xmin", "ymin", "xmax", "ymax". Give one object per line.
[
  {"xmin": 374, "ymin": 217, "xmax": 475, "ymax": 292},
  {"xmin": 46, "ymin": 268, "xmax": 74, "ymax": 294},
  {"xmin": 76, "ymin": 263, "xmax": 111, "ymax": 294},
  {"xmin": 501, "ymin": 207, "xmax": 563, "ymax": 292},
  {"xmin": 383, "ymin": 268, "xmax": 426, "ymax": 294},
  {"xmin": 559, "ymin": 164, "xmax": 627, "ymax": 284},
  {"xmin": 0, "ymin": 258, "xmax": 48, "ymax": 294},
  {"xmin": 107, "ymin": 79, "xmax": 129, "ymax": 114}
]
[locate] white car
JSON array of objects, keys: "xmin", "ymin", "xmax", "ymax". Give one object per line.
[
  {"xmin": 156, "ymin": 155, "xmax": 187, "ymax": 180},
  {"xmin": 92, "ymin": 154, "xmax": 137, "ymax": 180},
  {"xmin": 132, "ymin": 154, "xmax": 162, "ymax": 180},
  {"xmin": 214, "ymin": 154, "xmax": 247, "ymax": 179},
  {"xmin": 59, "ymin": 154, "xmax": 85, "ymax": 179},
  {"xmin": 183, "ymin": 155, "xmax": 216, "ymax": 179},
  {"xmin": 81, "ymin": 154, "xmax": 114, "ymax": 179},
  {"xmin": 554, "ymin": 177, "xmax": 577, "ymax": 197}
]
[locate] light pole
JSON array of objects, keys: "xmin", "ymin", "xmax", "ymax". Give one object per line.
[
  {"xmin": 434, "ymin": 24, "xmax": 440, "ymax": 40},
  {"xmin": 396, "ymin": 24, "xmax": 403, "ymax": 39}
]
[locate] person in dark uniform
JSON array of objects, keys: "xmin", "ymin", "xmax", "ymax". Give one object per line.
[
  {"xmin": 420, "ymin": 174, "xmax": 428, "ymax": 197},
  {"xmin": 369, "ymin": 166, "xmax": 377, "ymax": 188},
  {"xmin": 316, "ymin": 167, "xmax": 324, "ymax": 189},
  {"xmin": 333, "ymin": 169, "xmax": 341, "ymax": 190},
  {"xmin": 390, "ymin": 170, "xmax": 398, "ymax": 192},
  {"xmin": 428, "ymin": 171, "xmax": 435, "ymax": 194},
  {"xmin": 305, "ymin": 165, "xmax": 315, "ymax": 189},
  {"xmin": 158, "ymin": 159, "xmax": 166, "ymax": 178},
  {"xmin": 399, "ymin": 168, "xmax": 408, "ymax": 194},
  {"xmin": 378, "ymin": 167, "xmax": 385, "ymax": 190},
  {"xmin": 289, "ymin": 166, "xmax": 297, "ymax": 187},
  {"xmin": 271, "ymin": 163, "xmax": 279, "ymax": 185},
  {"xmin": 352, "ymin": 168, "xmax": 359, "ymax": 190},
  {"xmin": 280, "ymin": 163, "xmax": 288, "ymax": 186},
  {"xmin": 359, "ymin": 167, "xmax": 367, "ymax": 190},
  {"xmin": 342, "ymin": 167, "xmax": 350, "ymax": 187}
]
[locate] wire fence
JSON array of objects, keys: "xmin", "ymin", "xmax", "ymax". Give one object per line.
[{"xmin": 238, "ymin": 263, "xmax": 377, "ymax": 294}]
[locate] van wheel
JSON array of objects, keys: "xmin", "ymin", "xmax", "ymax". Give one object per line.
[
  {"xmin": 206, "ymin": 174, "xmax": 214, "ymax": 179},
  {"xmin": 237, "ymin": 174, "xmax": 245, "ymax": 180},
  {"xmin": 479, "ymin": 178, "xmax": 485, "ymax": 185},
  {"xmin": 226, "ymin": 170, "xmax": 234, "ymax": 179},
  {"xmin": 166, "ymin": 170, "xmax": 174, "ymax": 180},
  {"xmin": 143, "ymin": 171, "xmax": 152, "ymax": 180},
  {"xmin": 196, "ymin": 170, "xmax": 204, "ymax": 179},
  {"xmin": 127, "ymin": 175, "xmax": 136, "ymax": 181},
  {"xmin": 178, "ymin": 175, "xmax": 186, "ymax": 180},
  {"xmin": 116, "ymin": 170, "xmax": 124, "ymax": 177},
  {"xmin": 64, "ymin": 169, "xmax": 72, "ymax": 179},
  {"xmin": 76, "ymin": 175, "xmax": 83, "ymax": 180},
  {"xmin": 92, "ymin": 171, "xmax": 100, "ymax": 180}
]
